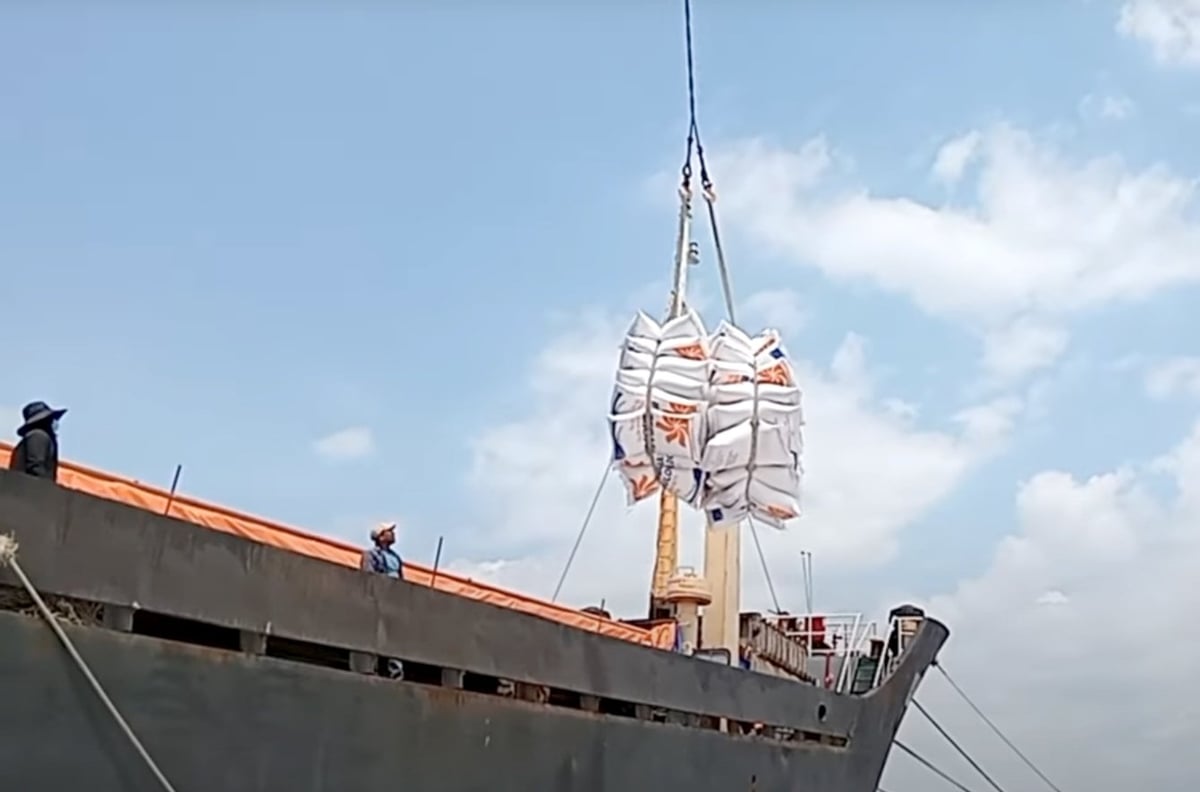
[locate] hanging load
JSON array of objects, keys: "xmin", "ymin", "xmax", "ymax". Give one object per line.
[
  {"xmin": 701, "ymin": 321, "xmax": 804, "ymax": 528},
  {"xmin": 609, "ymin": 308, "xmax": 711, "ymax": 505}
]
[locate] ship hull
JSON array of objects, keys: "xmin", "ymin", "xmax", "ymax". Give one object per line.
[
  {"xmin": 0, "ymin": 470, "xmax": 947, "ymax": 791},
  {"xmin": 0, "ymin": 612, "xmax": 884, "ymax": 791}
]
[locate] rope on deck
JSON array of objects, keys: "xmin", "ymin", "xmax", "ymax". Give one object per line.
[{"xmin": 0, "ymin": 533, "xmax": 179, "ymax": 792}]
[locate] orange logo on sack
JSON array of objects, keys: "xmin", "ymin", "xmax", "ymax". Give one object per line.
[
  {"xmin": 655, "ymin": 416, "xmax": 691, "ymax": 447},
  {"xmin": 756, "ymin": 363, "xmax": 792, "ymax": 386},
  {"xmin": 632, "ymin": 475, "xmax": 659, "ymax": 499}
]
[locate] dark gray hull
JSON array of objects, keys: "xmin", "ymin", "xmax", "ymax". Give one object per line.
[{"xmin": 0, "ymin": 470, "xmax": 947, "ymax": 791}]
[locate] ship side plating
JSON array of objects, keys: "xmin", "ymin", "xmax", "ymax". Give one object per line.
[{"xmin": 0, "ymin": 470, "xmax": 947, "ymax": 791}]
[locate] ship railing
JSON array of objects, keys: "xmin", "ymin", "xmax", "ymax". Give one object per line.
[
  {"xmin": 869, "ymin": 612, "xmax": 922, "ymax": 690},
  {"xmin": 738, "ymin": 612, "xmax": 811, "ymax": 679},
  {"xmin": 760, "ymin": 612, "xmax": 882, "ymax": 691},
  {"xmin": 871, "ymin": 614, "xmax": 899, "ymax": 689},
  {"xmin": 833, "ymin": 612, "xmax": 863, "ymax": 693},
  {"xmin": 833, "ymin": 613, "xmax": 885, "ymax": 693},
  {"xmin": 763, "ymin": 612, "xmax": 878, "ymax": 657}
]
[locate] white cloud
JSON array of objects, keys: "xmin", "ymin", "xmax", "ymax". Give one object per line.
[
  {"xmin": 1118, "ymin": 0, "xmax": 1200, "ymax": 68},
  {"xmin": 312, "ymin": 426, "xmax": 374, "ymax": 461},
  {"xmin": 886, "ymin": 420, "xmax": 1200, "ymax": 791},
  {"xmin": 980, "ymin": 316, "xmax": 1070, "ymax": 384},
  {"xmin": 1035, "ymin": 588, "xmax": 1069, "ymax": 606},
  {"xmin": 741, "ymin": 288, "xmax": 808, "ymax": 336},
  {"xmin": 1080, "ymin": 92, "xmax": 1136, "ymax": 121},
  {"xmin": 952, "ymin": 395, "xmax": 1024, "ymax": 448},
  {"xmin": 707, "ymin": 124, "xmax": 1200, "ymax": 404},
  {"xmin": 1145, "ymin": 356, "xmax": 1200, "ymax": 399},
  {"xmin": 882, "ymin": 397, "xmax": 919, "ymax": 422},
  {"xmin": 931, "ymin": 131, "xmax": 981, "ymax": 186},
  {"xmin": 456, "ymin": 309, "xmax": 1008, "ymax": 617},
  {"xmin": 715, "ymin": 127, "xmax": 1200, "ymax": 327}
]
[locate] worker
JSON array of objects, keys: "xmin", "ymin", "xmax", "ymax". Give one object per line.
[
  {"xmin": 361, "ymin": 521, "xmax": 405, "ymax": 581},
  {"xmin": 361, "ymin": 521, "xmax": 405, "ymax": 679},
  {"xmin": 8, "ymin": 401, "xmax": 67, "ymax": 482}
]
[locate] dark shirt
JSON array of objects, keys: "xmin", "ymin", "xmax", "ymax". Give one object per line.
[{"xmin": 9, "ymin": 428, "xmax": 58, "ymax": 481}]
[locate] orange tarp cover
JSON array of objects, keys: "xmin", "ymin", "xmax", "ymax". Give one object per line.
[{"xmin": 0, "ymin": 441, "xmax": 676, "ymax": 650}]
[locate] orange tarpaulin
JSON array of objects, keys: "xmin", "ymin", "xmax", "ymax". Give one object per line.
[{"xmin": 0, "ymin": 441, "xmax": 676, "ymax": 650}]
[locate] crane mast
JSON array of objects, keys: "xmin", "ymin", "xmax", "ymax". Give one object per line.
[{"xmin": 648, "ymin": 184, "xmax": 695, "ymax": 621}]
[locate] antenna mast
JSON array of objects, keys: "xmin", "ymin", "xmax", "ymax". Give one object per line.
[{"xmin": 667, "ymin": 188, "xmax": 695, "ymax": 320}]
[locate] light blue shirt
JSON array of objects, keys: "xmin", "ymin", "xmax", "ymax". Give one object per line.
[{"xmin": 366, "ymin": 547, "xmax": 403, "ymax": 580}]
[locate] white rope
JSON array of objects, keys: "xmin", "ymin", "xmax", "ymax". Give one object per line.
[{"xmin": 0, "ymin": 534, "xmax": 179, "ymax": 792}]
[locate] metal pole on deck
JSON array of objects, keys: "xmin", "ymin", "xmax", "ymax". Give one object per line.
[
  {"xmin": 429, "ymin": 535, "xmax": 444, "ymax": 588},
  {"xmin": 163, "ymin": 464, "xmax": 183, "ymax": 517}
]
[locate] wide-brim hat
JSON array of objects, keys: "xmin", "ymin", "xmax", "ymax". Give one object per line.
[{"xmin": 17, "ymin": 401, "xmax": 67, "ymax": 436}]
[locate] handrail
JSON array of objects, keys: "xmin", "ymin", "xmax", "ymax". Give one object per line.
[{"xmin": 834, "ymin": 612, "xmax": 862, "ymax": 693}]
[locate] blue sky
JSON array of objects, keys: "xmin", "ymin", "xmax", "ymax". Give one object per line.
[
  {"xmin": 5, "ymin": 3, "xmax": 1200, "ymax": 787},
  {"xmin": 1, "ymin": 1, "xmax": 1191, "ymax": 579},
  {"xmin": 0, "ymin": 1, "xmax": 1193, "ymax": 591}
]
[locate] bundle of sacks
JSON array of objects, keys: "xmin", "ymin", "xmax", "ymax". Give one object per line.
[
  {"xmin": 608, "ymin": 309, "xmax": 804, "ymax": 528},
  {"xmin": 701, "ymin": 321, "xmax": 804, "ymax": 528},
  {"xmin": 609, "ymin": 309, "xmax": 710, "ymax": 506}
]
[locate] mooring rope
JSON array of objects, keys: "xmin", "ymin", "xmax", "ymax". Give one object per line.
[{"xmin": 0, "ymin": 534, "xmax": 179, "ymax": 792}]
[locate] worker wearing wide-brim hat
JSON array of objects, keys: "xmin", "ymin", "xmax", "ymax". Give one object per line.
[{"xmin": 8, "ymin": 400, "xmax": 67, "ymax": 482}]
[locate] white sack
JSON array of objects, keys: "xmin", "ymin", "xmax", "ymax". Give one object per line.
[
  {"xmin": 608, "ymin": 309, "xmax": 711, "ymax": 506},
  {"xmin": 701, "ymin": 321, "xmax": 804, "ymax": 528}
]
